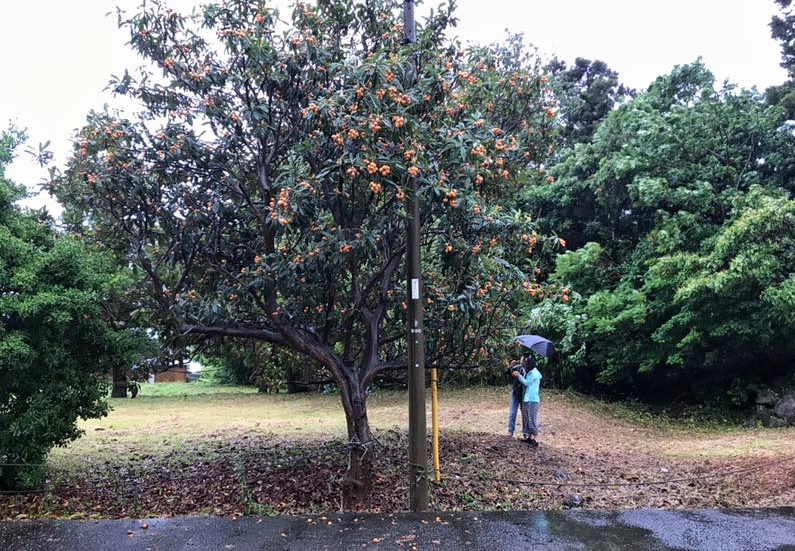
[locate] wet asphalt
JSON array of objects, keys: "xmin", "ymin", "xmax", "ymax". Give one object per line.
[{"xmin": 2, "ymin": 508, "xmax": 795, "ymax": 550}]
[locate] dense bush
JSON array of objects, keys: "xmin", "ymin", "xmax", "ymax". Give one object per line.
[
  {"xmin": 523, "ymin": 64, "xmax": 795, "ymax": 404},
  {"xmin": 0, "ymin": 130, "xmax": 130, "ymax": 489}
]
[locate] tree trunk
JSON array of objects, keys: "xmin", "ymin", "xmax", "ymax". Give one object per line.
[
  {"xmin": 110, "ymin": 365, "xmax": 128, "ymax": 398},
  {"xmin": 264, "ymin": 321, "xmax": 377, "ymax": 509},
  {"xmin": 341, "ymin": 387, "xmax": 375, "ymax": 510}
]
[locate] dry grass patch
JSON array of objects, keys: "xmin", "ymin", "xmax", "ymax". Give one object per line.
[{"xmin": 3, "ymin": 384, "xmax": 794, "ymax": 519}]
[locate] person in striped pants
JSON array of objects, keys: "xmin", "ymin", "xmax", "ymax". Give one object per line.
[{"xmin": 512, "ymin": 354, "xmax": 542, "ymax": 448}]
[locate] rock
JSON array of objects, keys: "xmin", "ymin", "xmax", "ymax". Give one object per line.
[
  {"xmin": 755, "ymin": 405, "xmax": 772, "ymax": 423},
  {"xmin": 756, "ymin": 387, "xmax": 779, "ymax": 406},
  {"xmin": 765, "ymin": 416, "xmax": 789, "ymax": 429},
  {"xmin": 563, "ymin": 493, "xmax": 584, "ymax": 508},
  {"xmin": 773, "ymin": 393, "xmax": 795, "ymax": 422},
  {"xmin": 554, "ymin": 469, "xmax": 569, "ymax": 481}
]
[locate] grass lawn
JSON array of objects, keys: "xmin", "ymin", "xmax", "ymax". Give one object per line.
[
  {"xmin": 135, "ymin": 382, "xmax": 260, "ymax": 398},
  {"xmin": 54, "ymin": 384, "xmax": 497, "ymax": 466},
  {"xmin": 2, "ymin": 384, "xmax": 792, "ymax": 518}
]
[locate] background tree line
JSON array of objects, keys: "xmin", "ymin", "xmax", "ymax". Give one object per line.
[{"xmin": 525, "ymin": 62, "xmax": 795, "ymax": 406}]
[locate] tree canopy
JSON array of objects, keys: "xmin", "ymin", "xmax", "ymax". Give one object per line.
[
  {"xmin": 767, "ymin": 0, "xmax": 795, "ymax": 118},
  {"xmin": 545, "ymin": 57, "xmax": 634, "ymax": 147},
  {"xmin": 524, "ymin": 63, "xmax": 795, "ymax": 403},
  {"xmin": 52, "ymin": 0, "xmax": 558, "ymax": 507},
  {"xmin": 772, "ymin": 0, "xmax": 795, "ymax": 77},
  {"xmin": 0, "ymin": 129, "xmax": 136, "ymax": 490}
]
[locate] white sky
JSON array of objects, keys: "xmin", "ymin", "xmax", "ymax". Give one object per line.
[{"xmin": 1, "ymin": 1, "xmax": 787, "ymax": 212}]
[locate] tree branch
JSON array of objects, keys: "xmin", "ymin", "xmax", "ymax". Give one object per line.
[{"xmin": 180, "ymin": 322, "xmax": 286, "ymax": 344}]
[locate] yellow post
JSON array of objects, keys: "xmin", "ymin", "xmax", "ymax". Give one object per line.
[{"xmin": 430, "ymin": 367, "xmax": 441, "ymax": 482}]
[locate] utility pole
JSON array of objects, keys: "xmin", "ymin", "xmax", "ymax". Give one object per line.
[{"xmin": 403, "ymin": 0, "xmax": 428, "ymax": 512}]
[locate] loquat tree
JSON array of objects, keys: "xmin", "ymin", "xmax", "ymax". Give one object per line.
[{"xmin": 51, "ymin": 0, "xmax": 558, "ymax": 508}]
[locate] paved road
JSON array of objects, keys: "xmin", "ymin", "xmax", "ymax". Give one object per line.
[{"xmin": 2, "ymin": 508, "xmax": 795, "ymax": 550}]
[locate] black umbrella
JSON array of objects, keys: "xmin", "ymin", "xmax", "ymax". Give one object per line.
[{"xmin": 513, "ymin": 335, "xmax": 555, "ymax": 358}]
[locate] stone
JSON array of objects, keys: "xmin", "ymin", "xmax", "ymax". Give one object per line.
[
  {"xmin": 773, "ymin": 393, "xmax": 795, "ymax": 422},
  {"xmin": 756, "ymin": 387, "xmax": 779, "ymax": 406},
  {"xmin": 765, "ymin": 416, "xmax": 789, "ymax": 429},
  {"xmin": 554, "ymin": 469, "xmax": 569, "ymax": 481},
  {"xmin": 563, "ymin": 493, "xmax": 584, "ymax": 508},
  {"xmin": 755, "ymin": 405, "xmax": 772, "ymax": 424}
]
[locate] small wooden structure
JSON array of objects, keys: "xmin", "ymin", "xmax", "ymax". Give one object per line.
[{"xmin": 154, "ymin": 367, "xmax": 188, "ymax": 383}]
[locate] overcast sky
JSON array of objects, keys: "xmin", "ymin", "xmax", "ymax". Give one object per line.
[{"xmin": 1, "ymin": 1, "xmax": 787, "ymax": 211}]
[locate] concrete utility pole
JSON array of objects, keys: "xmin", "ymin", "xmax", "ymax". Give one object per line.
[{"xmin": 402, "ymin": 0, "xmax": 428, "ymax": 512}]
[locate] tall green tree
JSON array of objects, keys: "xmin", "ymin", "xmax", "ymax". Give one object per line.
[
  {"xmin": 771, "ymin": 0, "xmax": 795, "ymax": 76},
  {"xmin": 529, "ymin": 63, "xmax": 795, "ymax": 256},
  {"xmin": 767, "ymin": 0, "xmax": 795, "ymax": 117},
  {"xmin": 524, "ymin": 63, "xmax": 795, "ymax": 402},
  {"xmin": 545, "ymin": 57, "xmax": 634, "ymax": 147},
  {"xmin": 0, "ymin": 129, "xmax": 133, "ymax": 489},
  {"xmin": 52, "ymin": 0, "xmax": 556, "ymax": 507}
]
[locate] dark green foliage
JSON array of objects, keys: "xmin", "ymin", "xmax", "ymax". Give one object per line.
[
  {"xmin": 546, "ymin": 57, "xmax": 634, "ymax": 146},
  {"xmin": 771, "ymin": 0, "xmax": 795, "ymax": 76},
  {"xmin": 768, "ymin": 1, "xmax": 795, "ymax": 118},
  {"xmin": 765, "ymin": 81, "xmax": 795, "ymax": 119},
  {"xmin": 524, "ymin": 63, "xmax": 795, "ymax": 404},
  {"xmin": 0, "ymin": 130, "xmax": 131, "ymax": 489},
  {"xmin": 199, "ymin": 341, "xmax": 298, "ymax": 392}
]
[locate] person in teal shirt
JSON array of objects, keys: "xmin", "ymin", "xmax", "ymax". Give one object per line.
[{"xmin": 512, "ymin": 354, "xmax": 542, "ymax": 447}]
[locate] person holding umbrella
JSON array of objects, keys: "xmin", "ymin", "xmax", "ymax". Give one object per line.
[
  {"xmin": 510, "ymin": 335, "xmax": 554, "ymax": 448},
  {"xmin": 512, "ymin": 353, "xmax": 542, "ymax": 447}
]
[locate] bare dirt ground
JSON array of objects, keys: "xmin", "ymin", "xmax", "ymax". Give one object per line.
[{"xmin": 2, "ymin": 386, "xmax": 794, "ymax": 519}]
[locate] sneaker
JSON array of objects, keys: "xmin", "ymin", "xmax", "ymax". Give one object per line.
[
  {"xmin": 508, "ymin": 431, "xmax": 514, "ymax": 438},
  {"xmin": 528, "ymin": 439, "xmax": 539, "ymax": 448},
  {"xmin": 519, "ymin": 436, "xmax": 532, "ymax": 443}
]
